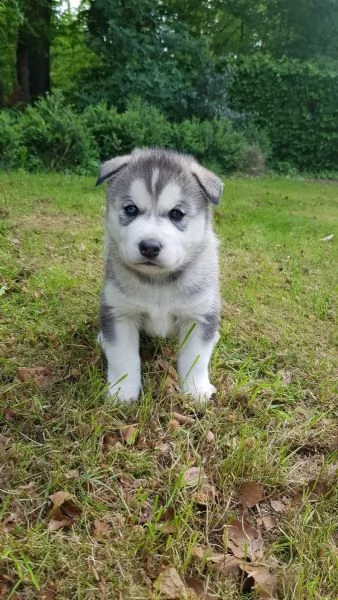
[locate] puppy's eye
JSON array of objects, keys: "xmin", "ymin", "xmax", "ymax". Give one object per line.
[
  {"xmin": 124, "ymin": 205, "xmax": 138, "ymax": 217},
  {"xmin": 169, "ymin": 208, "xmax": 185, "ymax": 222}
]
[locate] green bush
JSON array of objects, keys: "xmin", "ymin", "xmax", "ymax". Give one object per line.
[
  {"xmin": 18, "ymin": 92, "xmax": 97, "ymax": 172},
  {"xmin": 229, "ymin": 56, "xmax": 338, "ymax": 172},
  {"xmin": 210, "ymin": 119, "xmax": 246, "ymax": 172},
  {"xmin": 171, "ymin": 118, "xmax": 214, "ymax": 160},
  {"xmin": 0, "ymin": 111, "xmax": 26, "ymax": 170},
  {"xmin": 81, "ymin": 102, "xmax": 122, "ymax": 161},
  {"xmin": 116, "ymin": 97, "xmax": 173, "ymax": 153},
  {"xmin": 0, "ymin": 92, "xmax": 267, "ymax": 175}
]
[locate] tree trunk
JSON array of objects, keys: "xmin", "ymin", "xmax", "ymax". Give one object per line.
[{"xmin": 16, "ymin": 0, "xmax": 52, "ymax": 104}]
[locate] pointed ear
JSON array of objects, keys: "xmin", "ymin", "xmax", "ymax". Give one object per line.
[
  {"xmin": 95, "ymin": 154, "xmax": 131, "ymax": 186},
  {"xmin": 191, "ymin": 163, "xmax": 223, "ymax": 205}
]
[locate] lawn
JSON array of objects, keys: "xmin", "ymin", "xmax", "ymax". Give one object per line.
[{"xmin": 0, "ymin": 172, "xmax": 337, "ymax": 599}]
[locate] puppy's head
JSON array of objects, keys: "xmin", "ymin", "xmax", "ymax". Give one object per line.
[{"xmin": 97, "ymin": 148, "xmax": 223, "ymax": 276}]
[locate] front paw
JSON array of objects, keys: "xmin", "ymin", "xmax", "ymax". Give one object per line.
[
  {"xmin": 106, "ymin": 375, "xmax": 140, "ymax": 403},
  {"xmin": 181, "ymin": 379, "xmax": 216, "ymax": 403}
]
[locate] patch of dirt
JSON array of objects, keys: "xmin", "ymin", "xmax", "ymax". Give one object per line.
[{"xmin": 15, "ymin": 211, "xmax": 87, "ymax": 231}]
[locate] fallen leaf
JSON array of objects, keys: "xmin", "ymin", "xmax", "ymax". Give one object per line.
[
  {"xmin": 260, "ymin": 515, "xmax": 276, "ymax": 531},
  {"xmin": 155, "ymin": 441, "xmax": 172, "ymax": 454},
  {"xmin": 154, "ymin": 358, "xmax": 180, "ymax": 393},
  {"xmin": 206, "ymin": 552, "xmax": 242, "ymax": 575},
  {"xmin": 278, "ymin": 369, "xmax": 292, "ymax": 386},
  {"xmin": 18, "ymin": 366, "xmax": 52, "ymax": 388},
  {"xmin": 156, "ymin": 522, "xmax": 177, "ymax": 535},
  {"xmin": 307, "ymin": 479, "xmax": 330, "ymax": 499},
  {"xmin": 172, "ymin": 412, "xmax": 195, "ymax": 425},
  {"xmin": 120, "ymin": 423, "xmax": 138, "ymax": 445},
  {"xmin": 185, "ymin": 577, "xmax": 215, "ymax": 599},
  {"xmin": 241, "ymin": 564, "xmax": 277, "ymax": 599},
  {"xmin": 192, "ymin": 483, "xmax": 218, "ymax": 506},
  {"xmin": 0, "ymin": 434, "xmax": 11, "ymax": 449},
  {"xmin": 38, "ymin": 584, "xmax": 57, "ymax": 600},
  {"xmin": 240, "ymin": 482, "xmax": 263, "ymax": 509},
  {"xmin": 65, "ymin": 469, "xmax": 80, "ymax": 480},
  {"xmin": 269, "ymin": 499, "xmax": 286, "ymax": 513},
  {"xmin": 206, "ymin": 431, "xmax": 215, "ymax": 443},
  {"xmin": 169, "ymin": 419, "xmax": 181, "ymax": 430},
  {"xmin": 223, "ymin": 519, "xmax": 264, "ymax": 561},
  {"xmin": 92, "ymin": 519, "xmax": 110, "ymax": 539},
  {"xmin": 48, "ymin": 491, "xmax": 82, "ymax": 531},
  {"xmin": 0, "ymin": 512, "xmax": 22, "ymax": 534},
  {"xmin": 153, "ymin": 566, "xmax": 188, "ymax": 599},
  {"xmin": 183, "ymin": 466, "xmax": 206, "ymax": 487},
  {"xmin": 320, "ymin": 234, "xmax": 334, "ymax": 242},
  {"xmin": 102, "ymin": 432, "xmax": 120, "ymax": 452}
]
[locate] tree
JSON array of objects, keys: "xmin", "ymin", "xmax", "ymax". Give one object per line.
[
  {"xmin": 0, "ymin": 0, "xmax": 23, "ymax": 107},
  {"xmin": 16, "ymin": 0, "xmax": 53, "ymax": 104}
]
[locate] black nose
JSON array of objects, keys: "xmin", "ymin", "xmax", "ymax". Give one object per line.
[{"xmin": 139, "ymin": 239, "xmax": 162, "ymax": 259}]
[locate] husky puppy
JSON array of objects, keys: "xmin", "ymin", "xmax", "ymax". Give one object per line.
[{"xmin": 96, "ymin": 148, "xmax": 223, "ymax": 403}]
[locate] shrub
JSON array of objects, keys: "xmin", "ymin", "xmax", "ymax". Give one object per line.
[
  {"xmin": 81, "ymin": 102, "xmax": 122, "ymax": 161},
  {"xmin": 0, "ymin": 111, "xmax": 26, "ymax": 170},
  {"xmin": 210, "ymin": 118, "xmax": 247, "ymax": 173},
  {"xmin": 116, "ymin": 97, "xmax": 173, "ymax": 152},
  {"xmin": 171, "ymin": 118, "xmax": 214, "ymax": 160},
  {"xmin": 229, "ymin": 56, "xmax": 338, "ymax": 172},
  {"xmin": 18, "ymin": 91, "xmax": 97, "ymax": 172}
]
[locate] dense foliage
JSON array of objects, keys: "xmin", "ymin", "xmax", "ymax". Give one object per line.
[
  {"xmin": 229, "ymin": 56, "xmax": 338, "ymax": 172},
  {"xmin": 0, "ymin": 93, "xmax": 266, "ymax": 174},
  {"xmin": 1, "ymin": 0, "xmax": 338, "ymax": 172}
]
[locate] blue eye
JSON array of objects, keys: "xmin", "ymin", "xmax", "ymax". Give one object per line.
[
  {"xmin": 124, "ymin": 205, "xmax": 138, "ymax": 217},
  {"xmin": 169, "ymin": 208, "xmax": 185, "ymax": 222}
]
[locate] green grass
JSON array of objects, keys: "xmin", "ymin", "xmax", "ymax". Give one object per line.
[{"xmin": 0, "ymin": 173, "xmax": 337, "ymax": 599}]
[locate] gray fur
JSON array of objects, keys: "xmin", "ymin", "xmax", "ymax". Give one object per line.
[
  {"xmin": 200, "ymin": 311, "xmax": 220, "ymax": 342},
  {"xmin": 100, "ymin": 298, "xmax": 116, "ymax": 343}
]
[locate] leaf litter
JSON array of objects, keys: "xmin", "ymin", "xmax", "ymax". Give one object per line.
[{"xmin": 47, "ymin": 491, "xmax": 82, "ymax": 532}]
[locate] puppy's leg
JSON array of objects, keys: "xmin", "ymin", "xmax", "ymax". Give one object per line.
[
  {"xmin": 178, "ymin": 314, "xmax": 219, "ymax": 402},
  {"xmin": 100, "ymin": 303, "xmax": 141, "ymax": 402}
]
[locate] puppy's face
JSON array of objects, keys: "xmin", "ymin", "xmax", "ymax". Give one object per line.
[{"xmin": 98, "ymin": 150, "xmax": 223, "ymax": 276}]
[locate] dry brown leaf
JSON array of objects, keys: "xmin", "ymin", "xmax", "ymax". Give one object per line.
[
  {"xmin": 223, "ymin": 519, "xmax": 264, "ymax": 561},
  {"xmin": 278, "ymin": 368, "xmax": 292, "ymax": 386},
  {"xmin": 240, "ymin": 482, "xmax": 263, "ymax": 509},
  {"xmin": 154, "ymin": 566, "xmax": 188, "ymax": 599},
  {"xmin": 206, "ymin": 431, "xmax": 215, "ymax": 443},
  {"xmin": 206, "ymin": 553, "xmax": 242, "ymax": 575},
  {"xmin": 260, "ymin": 515, "xmax": 276, "ymax": 531},
  {"xmin": 38, "ymin": 584, "xmax": 57, "ymax": 600},
  {"xmin": 64, "ymin": 469, "xmax": 80, "ymax": 480},
  {"xmin": 48, "ymin": 516, "xmax": 72, "ymax": 531},
  {"xmin": 241, "ymin": 564, "xmax": 277, "ymax": 599},
  {"xmin": 0, "ymin": 434, "xmax": 11, "ymax": 448},
  {"xmin": 183, "ymin": 466, "xmax": 206, "ymax": 487},
  {"xmin": 18, "ymin": 365, "xmax": 52, "ymax": 387},
  {"xmin": 120, "ymin": 423, "xmax": 138, "ymax": 445},
  {"xmin": 102, "ymin": 432, "xmax": 120, "ymax": 452},
  {"xmin": 0, "ymin": 512, "xmax": 22, "ymax": 534},
  {"xmin": 269, "ymin": 499, "xmax": 286, "ymax": 513},
  {"xmin": 169, "ymin": 419, "xmax": 181, "ymax": 430},
  {"xmin": 184, "ymin": 577, "xmax": 215, "ymax": 599},
  {"xmin": 154, "ymin": 358, "xmax": 180, "ymax": 393},
  {"xmin": 307, "ymin": 479, "xmax": 330, "ymax": 499},
  {"xmin": 156, "ymin": 522, "xmax": 177, "ymax": 535},
  {"xmin": 192, "ymin": 483, "xmax": 218, "ymax": 506},
  {"xmin": 155, "ymin": 441, "xmax": 172, "ymax": 453},
  {"xmin": 48, "ymin": 491, "xmax": 82, "ymax": 531},
  {"xmin": 92, "ymin": 519, "xmax": 110, "ymax": 539},
  {"xmin": 172, "ymin": 412, "xmax": 195, "ymax": 425}
]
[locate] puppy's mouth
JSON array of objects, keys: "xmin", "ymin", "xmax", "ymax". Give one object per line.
[{"xmin": 142, "ymin": 261, "xmax": 161, "ymax": 267}]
